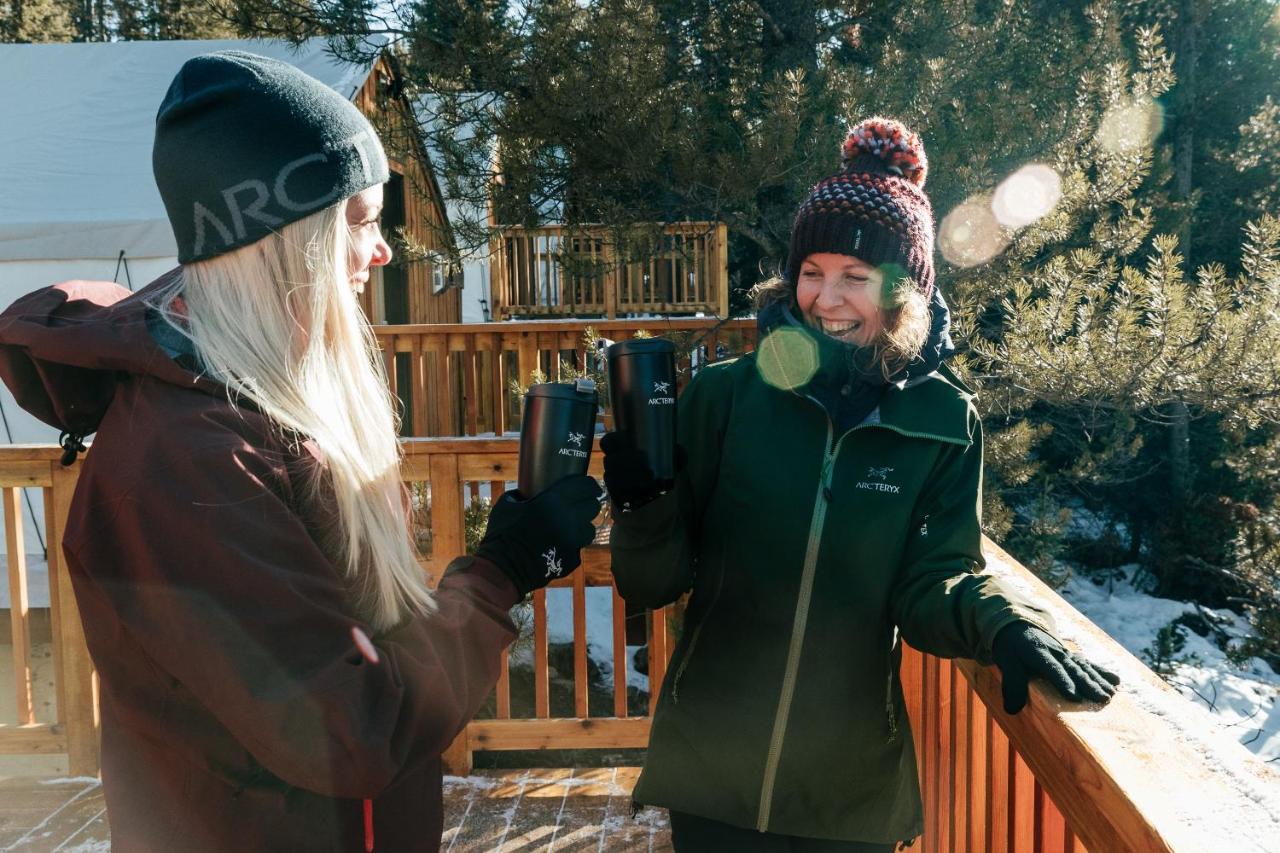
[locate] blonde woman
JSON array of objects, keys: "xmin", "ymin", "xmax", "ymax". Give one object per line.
[
  {"xmin": 601, "ymin": 118, "xmax": 1118, "ymax": 851},
  {"xmin": 0, "ymin": 52, "xmax": 600, "ymax": 852}
]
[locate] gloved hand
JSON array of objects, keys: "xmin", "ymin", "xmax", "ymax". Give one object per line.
[
  {"xmin": 991, "ymin": 622, "xmax": 1120, "ymax": 715},
  {"xmin": 476, "ymin": 475, "xmax": 604, "ymax": 596},
  {"xmin": 600, "ymin": 431, "xmax": 683, "ymax": 512}
]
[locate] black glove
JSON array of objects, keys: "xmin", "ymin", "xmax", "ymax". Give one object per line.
[
  {"xmin": 476, "ymin": 475, "xmax": 604, "ymax": 596},
  {"xmin": 991, "ymin": 622, "xmax": 1120, "ymax": 715},
  {"xmin": 600, "ymin": 431, "xmax": 683, "ymax": 512}
]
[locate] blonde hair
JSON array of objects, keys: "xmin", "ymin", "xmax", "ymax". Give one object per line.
[
  {"xmin": 148, "ymin": 201, "xmax": 431, "ymax": 632},
  {"xmin": 750, "ymin": 273, "xmax": 931, "ymax": 380}
]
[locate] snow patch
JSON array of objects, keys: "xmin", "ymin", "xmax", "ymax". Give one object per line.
[{"xmin": 1055, "ymin": 568, "xmax": 1280, "ymax": 765}]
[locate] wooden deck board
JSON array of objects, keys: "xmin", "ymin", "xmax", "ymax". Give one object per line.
[{"xmin": 0, "ymin": 769, "xmax": 671, "ymax": 852}]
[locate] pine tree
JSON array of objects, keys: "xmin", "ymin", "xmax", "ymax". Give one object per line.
[
  {"xmin": 0, "ymin": 0, "xmax": 75, "ymax": 41},
  {"xmin": 1, "ymin": 0, "xmax": 238, "ymax": 41}
]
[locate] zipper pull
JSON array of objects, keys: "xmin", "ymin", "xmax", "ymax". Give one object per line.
[{"xmin": 885, "ymin": 668, "xmax": 898, "ymax": 741}]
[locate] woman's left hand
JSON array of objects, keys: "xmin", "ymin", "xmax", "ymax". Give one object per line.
[{"xmin": 991, "ymin": 622, "xmax": 1120, "ymax": 714}]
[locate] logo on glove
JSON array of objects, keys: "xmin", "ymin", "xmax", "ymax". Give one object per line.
[{"xmin": 542, "ymin": 547, "xmax": 563, "ymax": 577}]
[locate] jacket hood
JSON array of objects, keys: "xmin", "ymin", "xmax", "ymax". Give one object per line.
[{"xmin": 0, "ymin": 270, "xmax": 218, "ymax": 438}]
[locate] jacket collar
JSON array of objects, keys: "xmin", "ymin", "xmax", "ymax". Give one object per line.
[{"xmin": 869, "ymin": 362, "xmax": 977, "ymax": 446}]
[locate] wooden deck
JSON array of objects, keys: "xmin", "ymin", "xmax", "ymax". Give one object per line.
[{"xmin": 0, "ymin": 768, "xmax": 670, "ymax": 852}]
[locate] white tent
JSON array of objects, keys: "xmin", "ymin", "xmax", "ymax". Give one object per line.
[{"xmin": 0, "ymin": 38, "xmax": 383, "ymax": 567}]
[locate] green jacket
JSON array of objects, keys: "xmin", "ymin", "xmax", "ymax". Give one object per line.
[{"xmin": 610, "ymin": 322, "xmax": 1052, "ymax": 844}]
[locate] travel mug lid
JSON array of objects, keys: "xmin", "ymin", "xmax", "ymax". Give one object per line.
[
  {"xmin": 525, "ymin": 379, "xmax": 598, "ymax": 401},
  {"xmin": 606, "ymin": 338, "xmax": 674, "ymax": 358}
]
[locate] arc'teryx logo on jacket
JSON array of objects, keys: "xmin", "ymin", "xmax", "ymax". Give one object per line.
[{"xmin": 856, "ymin": 465, "xmax": 900, "ymax": 493}]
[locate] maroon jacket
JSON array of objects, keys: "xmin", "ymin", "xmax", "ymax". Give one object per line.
[{"xmin": 0, "ymin": 273, "xmax": 518, "ymax": 852}]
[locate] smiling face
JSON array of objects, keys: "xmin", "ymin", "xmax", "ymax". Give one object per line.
[
  {"xmin": 795, "ymin": 252, "xmax": 886, "ymax": 346},
  {"xmin": 345, "ymin": 184, "xmax": 392, "ymax": 294}
]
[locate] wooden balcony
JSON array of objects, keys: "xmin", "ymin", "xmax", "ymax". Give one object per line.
[
  {"xmin": 489, "ymin": 222, "xmax": 730, "ymax": 320},
  {"xmin": 3, "ymin": 440, "xmax": 1279, "ymax": 850}
]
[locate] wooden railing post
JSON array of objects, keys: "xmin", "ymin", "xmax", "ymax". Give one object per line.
[
  {"xmin": 441, "ymin": 726, "xmax": 472, "ymax": 775},
  {"xmin": 5, "ymin": 487, "xmax": 34, "ymax": 725},
  {"xmin": 603, "ymin": 234, "xmax": 619, "ymax": 320},
  {"xmin": 49, "ymin": 462, "xmax": 99, "ymax": 776},
  {"xmin": 488, "ymin": 231, "xmax": 508, "ymax": 321},
  {"xmin": 426, "ymin": 454, "xmax": 463, "ymax": 582},
  {"xmin": 715, "ymin": 221, "xmax": 729, "ymax": 319}
]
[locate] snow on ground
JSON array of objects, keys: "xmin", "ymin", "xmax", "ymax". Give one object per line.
[
  {"xmin": 1056, "ymin": 565, "xmax": 1280, "ymax": 764},
  {"xmin": 505, "ymin": 586, "xmax": 650, "ymax": 697},
  {"xmin": 510, "ymin": 587, "xmax": 649, "ymax": 695}
]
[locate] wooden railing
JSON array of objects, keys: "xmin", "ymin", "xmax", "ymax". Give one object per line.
[
  {"xmin": 489, "ymin": 222, "xmax": 730, "ymax": 319},
  {"xmin": 401, "ymin": 439, "xmax": 661, "ymax": 766},
  {"xmin": 0, "ymin": 447, "xmax": 97, "ymax": 775},
  {"xmin": 4, "ymin": 439, "xmax": 1279, "ymax": 850},
  {"xmin": 372, "ymin": 317, "xmax": 757, "ymax": 437}
]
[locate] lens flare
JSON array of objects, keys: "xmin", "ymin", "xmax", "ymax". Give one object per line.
[
  {"xmin": 875, "ymin": 263, "xmax": 906, "ymax": 308},
  {"xmin": 1096, "ymin": 99, "xmax": 1165, "ymax": 153},
  {"xmin": 757, "ymin": 325, "xmax": 819, "ymax": 391},
  {"xmin": 992, "ymin": 164, "xmax": 1062, "ymax": 228},
  {"xmin": 940, "ymin": 197, "xmax": 1009, "ymax": 268}
]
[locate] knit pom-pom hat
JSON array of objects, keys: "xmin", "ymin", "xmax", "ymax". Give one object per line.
[{"xmin": 784, "ymin": 117, "xmax": 936, "ymax": 299}]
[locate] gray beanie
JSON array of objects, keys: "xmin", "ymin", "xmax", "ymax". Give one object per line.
[{"xmin": 153, "ymin": 50, "xmax": 390, "ymax": 263}]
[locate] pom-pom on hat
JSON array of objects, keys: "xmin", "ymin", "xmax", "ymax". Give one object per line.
[{"xmin": 785, "ymin": 117, "xmax": 936, "ymax": 299}]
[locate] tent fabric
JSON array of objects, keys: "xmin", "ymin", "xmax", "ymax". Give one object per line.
[{"xmin": 0, "ymin": 38, "xmax": 381, "ymax": 261}]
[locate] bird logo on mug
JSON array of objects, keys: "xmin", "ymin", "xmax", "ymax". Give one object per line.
[
  {"xmin": 558, "ymin": 432, "xmax": 589, "ymax": 459},
  {"xmin": 649, "ymin": 381, "xmax": 675, "ymax": 406}
]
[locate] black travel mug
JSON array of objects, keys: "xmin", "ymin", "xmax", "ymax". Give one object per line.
[
  {"xmin": 606, "ymin": 338, "xmax": 677, "ymax": 490},
  {"xmin": 517, "ymin": 379, "xmax": 600, "ymax": 499}
]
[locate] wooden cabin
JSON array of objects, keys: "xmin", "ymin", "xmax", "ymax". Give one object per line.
[{"xmin": 349, "ymin": 49, "xmax": 462, "ymax": 326}]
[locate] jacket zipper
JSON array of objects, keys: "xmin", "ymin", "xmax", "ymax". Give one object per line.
[
  {"xmin": 756, "ymin": 418, "xmax": 838, "ymax": 832},
  {"xmin": 672, "ymin": 550, "xmax": 727, "ymax": 704},
  {"xmin": 886, "ymin": 629, "xmax": 901, "ymax": 742}
]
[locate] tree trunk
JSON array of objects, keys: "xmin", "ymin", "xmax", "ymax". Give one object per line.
[
  {"xmin": 1169, "ymin": 0, "xmax": 1200, "ymax": 510},
  {"xmin": 1169, "ymin": 399, "xmax": 1192, "ymax": 501},
  {"xmin": 758, "ymin": 0, "xmax": 818, "ymax": 79}
]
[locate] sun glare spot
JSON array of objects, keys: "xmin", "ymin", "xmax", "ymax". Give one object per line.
[
  {"xmin": 1096, "ymin": 99, "xmax": 1165, "ymax": 153},
  {"xmin": 992, "ymin": 164, "xmax": 1062, "ymax": 228},
  {"xmin": 940, "ymin": 197, "xmax": 1009, "ymax": 268}
]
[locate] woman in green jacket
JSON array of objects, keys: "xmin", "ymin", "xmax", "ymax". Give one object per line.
[{"xmin": 601, "ymin": 118, "xmax": 1119, "ymax": 852}]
